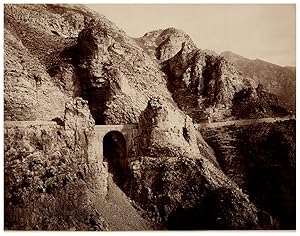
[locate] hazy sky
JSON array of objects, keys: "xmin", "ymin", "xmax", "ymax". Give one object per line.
[{"xmin": 86, "ymin": 4, "xmax": 296, "ymax": 67}]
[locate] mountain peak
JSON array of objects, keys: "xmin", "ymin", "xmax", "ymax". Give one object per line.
[
  {"xmin": 220, "ymin": 51, "xmax": 250, "ymax": 62},
  {"xmin": 136, "ymin": 27, "xmax": 196, "ymax": 62}
]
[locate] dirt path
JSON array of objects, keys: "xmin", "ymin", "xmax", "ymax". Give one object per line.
[{"xmin": 93, "ymin": 174, "xmax": 152, "ymax": 231}]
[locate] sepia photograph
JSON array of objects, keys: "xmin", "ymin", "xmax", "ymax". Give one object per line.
[{"xmin": 3, "ymin": 1, "xmax": 296, "ymax": 231}]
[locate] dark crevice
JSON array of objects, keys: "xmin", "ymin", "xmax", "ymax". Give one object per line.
[
  {"xmin": 72, "ymin": 43, "xmax": 111, "ymax": 125},
  {"xmin": 182, "ymin": 127, "xmax": 190, "ymax": 143},
  {"xmin": 76, "ymin": 171, "xmax": 84, "ymax": 180},
  {"xmin": 52, "ymin": 117, "xmax": 64, "ymax": 126},
  {"xmin": 51, "ymin": 30, "xmax": 60, "ymax": 36}
]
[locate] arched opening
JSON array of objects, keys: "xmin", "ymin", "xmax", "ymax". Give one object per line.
[{"xmin": 103, "ymin": 131, "xmax": 128, "ymax": 187}]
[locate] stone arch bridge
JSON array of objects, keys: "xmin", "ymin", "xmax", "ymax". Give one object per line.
[
  {"xmin": 4, "ymin": 121, "xmax": 139, "ymax": 164},
  {"xmin": 4, "ymin": 121, "xmax": 139, "ymax": 188}
]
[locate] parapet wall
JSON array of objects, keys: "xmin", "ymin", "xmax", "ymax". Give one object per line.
[{"xmin": 4, "ymin": 121, "xmax": 57, "ymax": 127}]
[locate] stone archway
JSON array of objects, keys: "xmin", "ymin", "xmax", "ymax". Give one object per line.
[{"xmin": 103, "ymin": 131, "xmax": 128, "ymax": 187}]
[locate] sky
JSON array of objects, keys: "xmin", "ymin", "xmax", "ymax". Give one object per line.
[{"xmin": 86, "ymin": 4, "xmax": 296, "ymax": 67}]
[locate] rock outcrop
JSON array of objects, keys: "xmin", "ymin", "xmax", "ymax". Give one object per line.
[
  {"xmin": 136, "ymin": 28, "xmax": 196, "ymax": 63},
  {"xmin": 4, "ymin": 4, "xmax": 175, "ymax": 125},
  {"xmin": 163, "ymin": 43, "xmax": 250, "ymax": 121},
  {"xmin": 125, "ymin": 98, "xmax": 276, "ymax": 229},
  {"xmin": 4, "ymin": 97, "xmax": 108, "ymax": 230},
  {"xmin": 75, "ymin": 19, "xmax": 175, "ymax": 125}
]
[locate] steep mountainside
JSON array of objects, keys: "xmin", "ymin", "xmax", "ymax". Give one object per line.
[
  {"xmin": 125, "ymin": 98, "xmax": 276, "ymax": 229},
  {"xmin": 4, "ymin": 97, "xmax": 152, "ymax": 230},
  {"xmin": 4, "ymin": 4, "xmax": 88, "ymax": 120},
  {"xmin": 4, "ymin": 4, "xmax": 175, "ymax": 124},
  {"xmin": 5, "ymin": 4, "xmax": 289, "ymax": 124},
  {"xmin": 221, "ymin": 51, "xmax": 296, "ymax": 112}
]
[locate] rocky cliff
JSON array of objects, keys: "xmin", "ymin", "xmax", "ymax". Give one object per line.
[
  {"xmin": 199, "ymin": 120, "xmax": 296, "ymax": 229},
  {"xmin": 4, "ymin": 4, "xmax": 175, "ymax": 125},
  {"xmin": 4, "ymin": 97, "xmax": 151, "ymax": 230},
  {"xmin": 75, "ymin": 20, "xmax": 174, "ymax": 124}
]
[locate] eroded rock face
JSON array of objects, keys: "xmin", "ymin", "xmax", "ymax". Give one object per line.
[
  {"xmin": 4, "ymin": 27, "xmax": 67, "ymax": 121},
  {"xmin": 137, "ymin": 97, "xmax": 200, "ymax": 158},
  {"xmin": 5, "ymin": 4, "xmax": 287, "ymax": 124},
  {"xmin": 163, "ymin": 43, "xmax": 252, "ymax": 122},
  {"xmin": 155, "ymin": 28, "xmax": 196, "ymax": 62},
  {"xmin": 136, "ymin": 28, "xmax": 196, "ymax": 62},
  {"xmin": 4, "ymin": 4, "xmax": 89, "ymax": 121},
  {"xmin": 76, "ymin": 20, "xmax": 175, "ymax": 124},
  {"xmin": 4, "ymin": 4, "xmax": 294, "ymax": 231},
  {"xmin": 4, "ymin": 97, "xmax": 154, "ymax": 231},
  {"xmin": 136, "ymin": 28, "xmax": 251, "ymax": 121},
  {"xmin": 64, "ymin": 97, "xmax": 95, "ymax": 132},
  {"xmin": 125, "ymin": 98, "xmax": 275, "ymax": 229}
]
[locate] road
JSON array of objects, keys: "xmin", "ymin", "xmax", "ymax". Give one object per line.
[{"xmin": 195, "ymin": 116, "xmax": 295, "ymax": 129}]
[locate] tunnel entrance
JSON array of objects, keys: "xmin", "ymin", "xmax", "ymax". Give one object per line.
[{"xmin": 103, "ymin": 131, "xmax": 128, "ymax": 187}]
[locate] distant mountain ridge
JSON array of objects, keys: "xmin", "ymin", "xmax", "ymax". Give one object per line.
[{"xmin": 220, "ymin": 51, "xmax": 296, "ymax": 112}]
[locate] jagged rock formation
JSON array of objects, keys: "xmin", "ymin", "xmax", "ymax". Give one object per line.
[
  {"xmin": 221, "ymin": 51, "xmax": 296, "ymax": 112},
  {"xmin": 136, "ymin": 28, "xmax": 287, "ymax": 122},
  {"xmin": 124, "ymin": 98, "xmax": 276, "ymax": 229},
  {"xmin": 163, "ymin": 44, "xmax": 249, "ymax": 121},
  {"xmin": 4, "ymin": 4, "xmax": 289, "ymax": 124}
]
